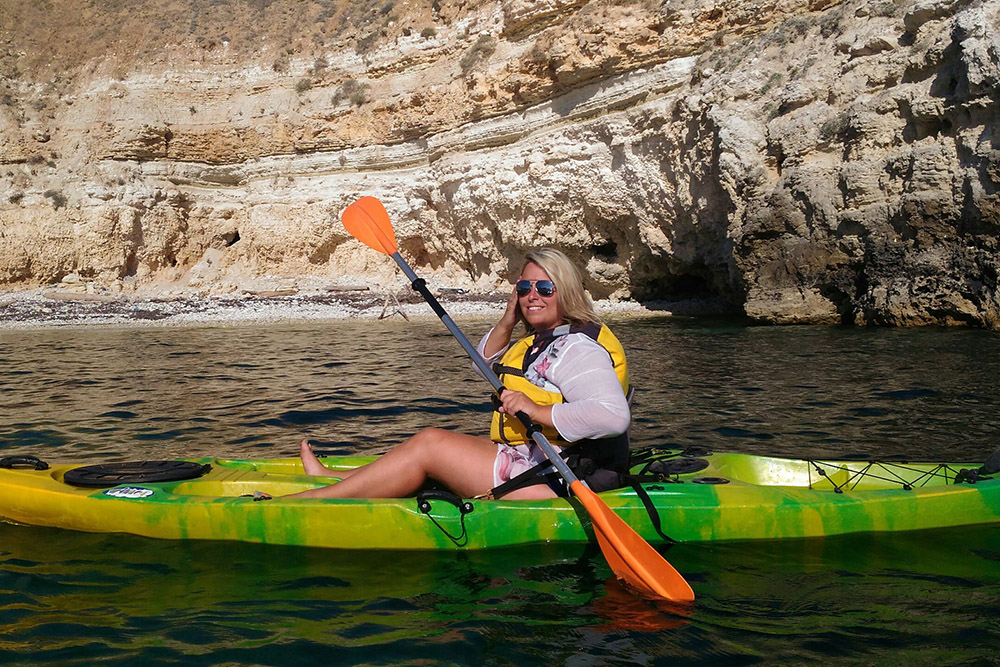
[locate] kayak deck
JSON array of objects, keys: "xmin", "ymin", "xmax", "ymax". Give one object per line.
[{"xmin": 0, "ymin": 449, "xmax": 997, "ymax": 549}]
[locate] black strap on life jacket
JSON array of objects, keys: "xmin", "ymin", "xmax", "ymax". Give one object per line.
[
  {"xmin": 524, "ymin": 322, "xmax": 603, "ymax": 370},
  {"xmin": 492, "ymin": 322, "xmax": 605, "ymax": 380},
  {"xmin": 485, "ymin": 441, "xmax": 679, "ymax": 545}
]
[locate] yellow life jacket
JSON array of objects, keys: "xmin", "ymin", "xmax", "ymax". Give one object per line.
[{"xmin": 490, "ymin": 322, "xmax": 629, "ymax": 446}]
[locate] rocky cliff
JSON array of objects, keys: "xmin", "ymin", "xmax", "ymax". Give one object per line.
[{"xmin": 1, "ymin": 0, "xmax": 998, "ymax": 325}]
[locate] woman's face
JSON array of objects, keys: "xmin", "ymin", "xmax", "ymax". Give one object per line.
[{"xmin": 517, "ymin": 262, "xmax": 561, "ymax": 331}]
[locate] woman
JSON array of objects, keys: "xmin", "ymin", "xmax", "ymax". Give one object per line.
[{"xmin": 290, "ymin": 248, "xmax": 631, "ymax": 500}]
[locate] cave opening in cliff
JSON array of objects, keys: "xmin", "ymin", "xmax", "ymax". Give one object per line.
[
  {"xmin": 638, "ymin": 271, "xmax": 724, "ymax": 304},
  {"xmin": 224, "ymin": 230, "xmax": 241, "ymax": 247},
  {"xmin": 590, "ymin": 241, "xmax": 618, "ymax": 261}
]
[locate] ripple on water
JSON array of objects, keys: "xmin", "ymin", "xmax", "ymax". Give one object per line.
[{"xmin": 1, "ymin": 321, "xmax": 999, "ymax": 663}]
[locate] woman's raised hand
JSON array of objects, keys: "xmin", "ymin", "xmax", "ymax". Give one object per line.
[
  {"xmin": 483, "ymin": 288, "xmax": 521, "ymax": 358},
  {"xmin": 497, "ymin": 286, "xmax": 522, "ymax": 332}
]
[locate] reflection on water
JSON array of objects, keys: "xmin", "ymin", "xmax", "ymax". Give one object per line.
[
  {"xmin": 1, "ymin": 520, "xmax": 999, "ymax": 665},
  {"xmin": 1, "ymin": 317, "xmax": 999, "ymax": 664},
  {"xmin": 1, "ymin": 319, "xmax": 996, "ymax": 463}
]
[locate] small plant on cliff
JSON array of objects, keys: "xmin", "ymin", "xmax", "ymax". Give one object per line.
[
  {"xmin": 870, "ymin": 1, "xmax": 900, "ymax": 17},
  {"xmin": 356, "ymin": 30, "xmax": 380, "ymax": 54},
  {"xmin": 272, "ymin": 53, "xmax": 290, "ymax": 73},
  {"xmin": 8, "ymin": 191, "xmax": 23, "ymax": 204},
  {"xmin": 820, "ymin": 112, "xmax": 851, "ymax": 143},
  {"xmin": 333, "ymin": 79, "xmax": 370, "ymax": 106},
  {"xmin": 421, "ymin": 26, "xmax": 437, "ymax": 38},
  {"xmin": 295, "ymin": 78, "xmax": 313, "ymax": 93},
  {"xmin": 819, "ymin": 9, "xmax": 844, "ymax": 38},
  {"xmin": 43, "ymin": 189, "xmax": 67, "ymax": 209},
  {"xmin": 460, "ymin": 34, "xmax": 497, "ymax": 74},
  {"xmin": 784, "ymin": 16, "xmax": 812, "ymax": 37},
  {"xmin": 311, "ymin": 57, "xmax": 328, "ymax": 78},
  {"xmin": 760, "ymin": 72, "xmax": 783, "ymax": 95}
]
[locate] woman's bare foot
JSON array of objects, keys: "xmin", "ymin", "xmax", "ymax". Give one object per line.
[{"xmin": 300, "ymin": 439, "xmax": 334, "ymax": 476}]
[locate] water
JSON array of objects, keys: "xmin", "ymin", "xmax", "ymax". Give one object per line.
[{"xmin": 1, "ymin": 318, "xmax": 999, "ymax": 665}]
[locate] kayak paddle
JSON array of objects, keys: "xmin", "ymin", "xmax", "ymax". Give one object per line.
[{"xmin": 340, "ymin": 196, "xmax": 695, "ymax": 603}]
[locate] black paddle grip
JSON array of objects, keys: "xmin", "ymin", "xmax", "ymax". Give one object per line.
[
  {"xmin": 410, "ymin": 278, "xmax": 448, "ymax": 318},
  {"xmin": 516, "ymin": 411, "xmax": 541, "ymax": 437}
]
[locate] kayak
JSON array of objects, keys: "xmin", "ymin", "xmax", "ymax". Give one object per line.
[{"xmin": 0, "ymin": 448, "xmax": 998, "ymax": 550}]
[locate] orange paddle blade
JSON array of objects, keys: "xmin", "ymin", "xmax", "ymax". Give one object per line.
[
  {"xmin": 341, "ymin": 196, "xmax": 398, "ymax": 255},
  {"xmin": 571, "ymin": 480, "xmax": 695, "ymax": 602}
]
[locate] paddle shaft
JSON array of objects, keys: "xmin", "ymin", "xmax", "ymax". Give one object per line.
[{"xmin": 388, "ymin": 251, "xmax": 582, "ymax": 487}]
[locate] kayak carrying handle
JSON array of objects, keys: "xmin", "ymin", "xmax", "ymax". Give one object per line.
[
  {"xmin": 0, "ymin": 455, "xmax": 49, "ymax": 471},
  {"xmin": 416, "ymin": 490, "xmax": 474, "ymax": 547},
  {"xmin": 417, "ymin": 489, "xmax": 475, "ymax": 515}
]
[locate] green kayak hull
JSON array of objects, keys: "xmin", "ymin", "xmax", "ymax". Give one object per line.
[{"xmin": 0, "ymin": 449, "xmax": 998, "ymax": 550}]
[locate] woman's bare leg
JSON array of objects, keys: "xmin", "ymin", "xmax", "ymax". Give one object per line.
[{"xmin": 286, "ymin": 428, "xmax": 499, "ymax": 499}]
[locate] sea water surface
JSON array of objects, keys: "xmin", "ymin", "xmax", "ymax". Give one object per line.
[{"xmin": 1, "ymin": 317, "xmax": 998, "ymax": 665}]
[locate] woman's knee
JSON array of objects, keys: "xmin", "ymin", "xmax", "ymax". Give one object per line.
[
  {"xmin": 406, "ymin": 428, "xmax": 447, "ymax": 450},
  {"xmin": 402, "ymin": 429, "xmax": 494, "ymax": 469},
  {"xmin": 396, "ymin": 428, "xmax": 448, "ymax": 461},
  {"xmin": 412, "ymin": 427, "xmax": 450, "ymax": 441}
]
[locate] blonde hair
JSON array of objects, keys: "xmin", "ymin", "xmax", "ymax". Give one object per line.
[{"xmin": 522, "ymin": 248, "xmax": 601, "ymax": 330}]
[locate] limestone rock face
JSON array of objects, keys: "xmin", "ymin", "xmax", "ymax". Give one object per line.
[{"xmin": 1, "ymin": 0, "xmax": 998, "ymax": 326}]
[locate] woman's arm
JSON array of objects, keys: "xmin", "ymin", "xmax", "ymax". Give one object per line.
[
  {"xmin": 547, "ymin": 339, "xmax": 631, "ymax": 441},
  {"xmin": 476, "ymin": 327, "xmax": 508, "ymax": 365}
]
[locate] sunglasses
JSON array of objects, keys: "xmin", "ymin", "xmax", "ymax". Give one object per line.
[{"xmin": 515, "ymin": 279, "xmax": 556, "ymax": 297}]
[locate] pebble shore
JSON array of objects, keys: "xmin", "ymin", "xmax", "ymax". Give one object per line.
[{"xmin": 0, "ymin": 287, "xmax": 672, "ymax": 329}]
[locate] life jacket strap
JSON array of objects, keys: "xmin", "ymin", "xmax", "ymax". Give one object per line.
[
  {"xmin": 483, "ymin": 443, "xmax": 573, "ymax": 499},
  {"xmin": 492, "ymin": 363, "xmax": 524, "ymax": 378},
  {"xmin": 484, "ymin": 433, "xmax": 631, "ymax": 499},
  {"xmin": 522, "ymin": 322, "xmax": 603, "ymax": 371}
]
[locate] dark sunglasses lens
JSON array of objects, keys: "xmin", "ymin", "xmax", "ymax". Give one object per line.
[
  {"xmin": 536, "ymin": 280, "xmax": 555, "ymax": 296},
  {"xmin": 515, "ymin": 280, "xmax": 556, "ymax": 296}
]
